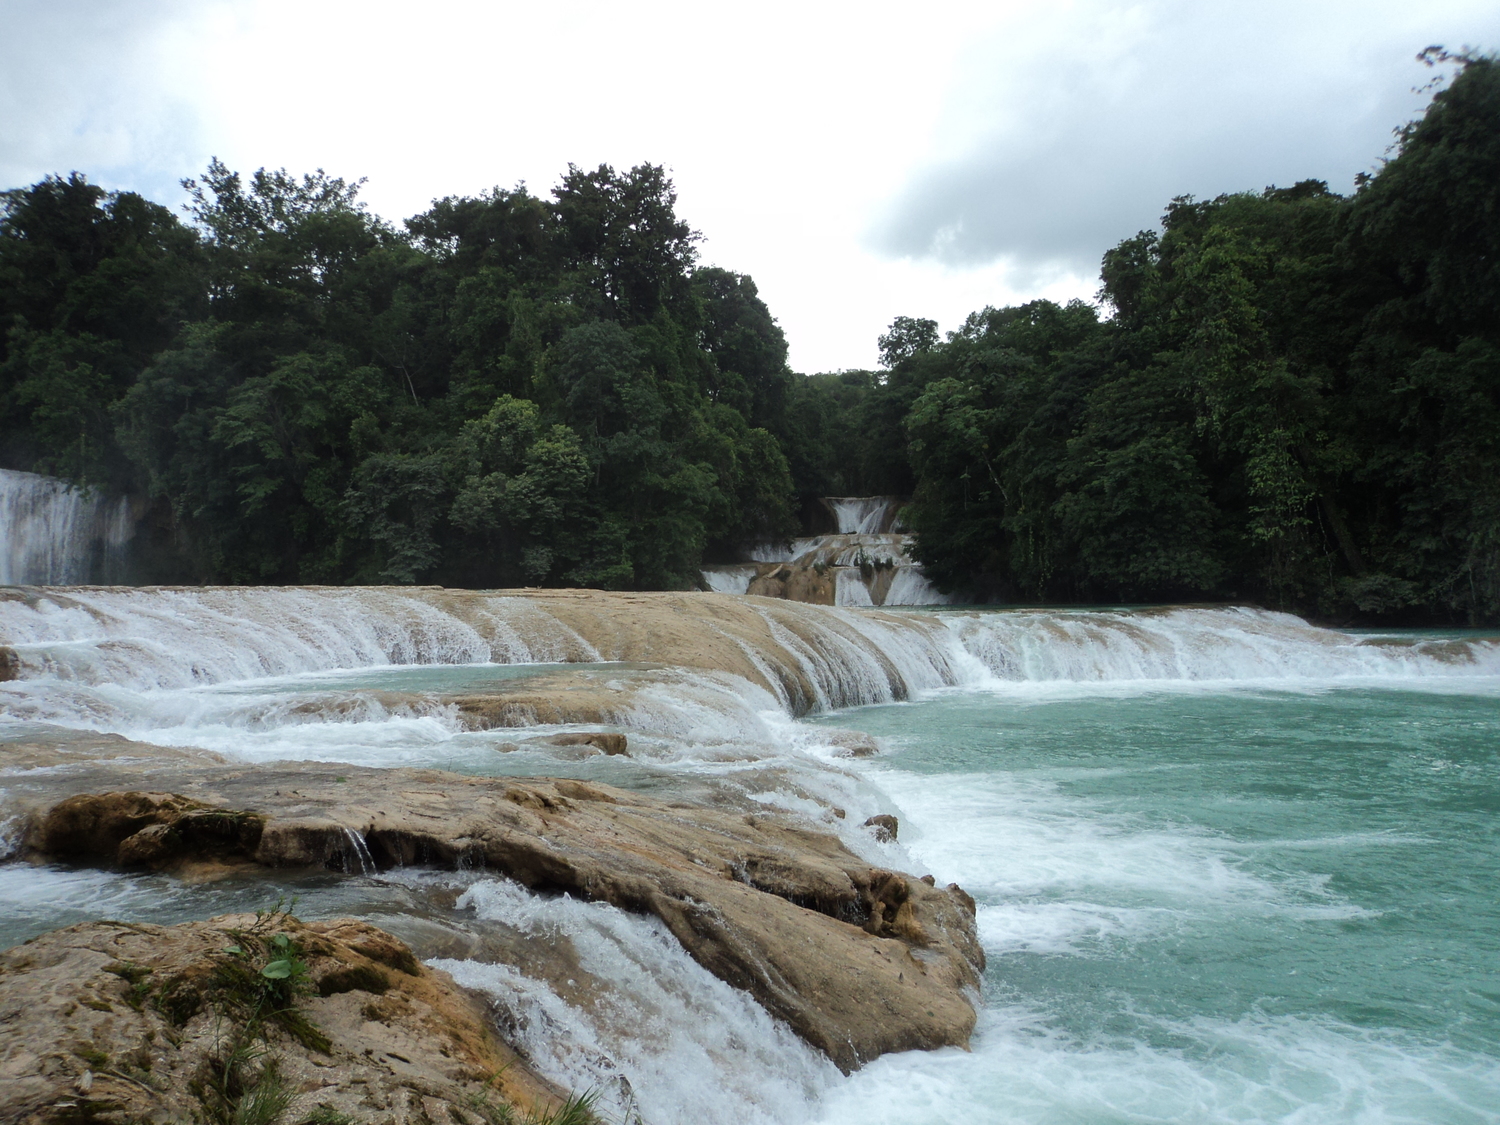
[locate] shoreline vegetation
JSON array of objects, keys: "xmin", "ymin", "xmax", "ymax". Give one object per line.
[{"xmin": 2, "ymin": 53, "xmax": 1498, "ymax": 625}]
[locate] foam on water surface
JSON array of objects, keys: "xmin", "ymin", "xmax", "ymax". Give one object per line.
[
  {"xmin": 5, "ymin": 594, "xmax": 1500, "ymax": 1122},
  {"xmin": 434, "ymin": 878, "xmax": 837, "ymax": 1125},
  {"xmin": 812, "ymin": 1005, "xmax": 1500, "ymax": 1125}
]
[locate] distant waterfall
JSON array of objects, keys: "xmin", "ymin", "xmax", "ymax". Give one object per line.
[
  {"xmin": 705, "ymin": 496, "xmax": 953, "ymax": 606},
  {"xmin": 0, "ymin": 469, "xmax": 134, "ymax": 585},
  {"xmin": 825, "ymin": 497, "xmax": 902, "ymax": 535}
]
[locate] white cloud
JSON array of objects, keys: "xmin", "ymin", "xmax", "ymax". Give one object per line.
[
  {"xmin": 3, "ymin": 0, "xmax": 1497, "ymax": 370},
  {"xmin": 874, "ymin": 0, "xmax": 1500, "ymax": 279},
  {"xmin": 0, "ymin": 0, "xmax": 214, "ymax": 201}
]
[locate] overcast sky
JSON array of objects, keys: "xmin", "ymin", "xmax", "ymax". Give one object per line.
[{"xmin": 3, "ymin": 0, "xmax": 1497, "ymax": 371}]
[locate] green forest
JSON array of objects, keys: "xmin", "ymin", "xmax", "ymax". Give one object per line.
[{"xmin": 2, "ymin": 53, "xmax": 1498, "ymax": 622}]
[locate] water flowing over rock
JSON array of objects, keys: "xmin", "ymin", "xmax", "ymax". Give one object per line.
[
  {"xmin": 702, "ymin": 495, "xmax": 956, "ymax": 606},
  {"xmin": 10, "ymin": 763, "xmax": 985, "ymax": 1073},
  {"xmin": 0, "ymin": 469, "xmax": 134, "ymax": 585},
  {"xmin": 7, "ymin": 588, "xmax": 1500, "ymax": 1115},
  {"xmin": 824, "ymin": 496, "xmax": 904, "ymax": 535}
]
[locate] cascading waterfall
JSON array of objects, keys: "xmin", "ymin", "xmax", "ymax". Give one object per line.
[
  {"xmin": 825, "ymin": 496, "xmax": 902, "ymax": 535},
  {"xmin": 0, "ymin": 469, "xmax": 134, "ymax": 586},
  {"xmin": 339, "ymin": 828, "xmax": 377, "ymax": 875},
  {"xmin": 5, "ymin": 589, "xmax": 1500, "ymax": 1124},
  {"xmin": 0, "ymin": 590, "xmax": 1493, "ymax": 694},
  {"xmin": 4, "ymin": 590, "xmax": 1498, "ymax": 738},
  {"xmin": 434, "ymin": 878, "xmax": 838, "ymax": 1125},
  {"xmin": 702, "ymin": 495, "xmax": 955, "ymax": 606},
  {"xmin": 700, "ymin": 564, "xmax": 759, "ymax": 595}
]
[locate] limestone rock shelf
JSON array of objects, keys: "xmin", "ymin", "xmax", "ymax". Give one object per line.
[
  {"xmin": 0, "ymin": 913, "xmax": 567, "ymax": 1125},
  {"xmin": 10, "ymin": 762, "xmax": 984, "ymax": 1074}
]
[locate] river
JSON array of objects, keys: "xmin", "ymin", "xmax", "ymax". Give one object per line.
[{"xmin": 2, "ymin": 594, "xmax": 1498, "ymax": 1123}]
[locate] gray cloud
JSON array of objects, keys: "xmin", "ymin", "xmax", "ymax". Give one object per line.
[
  {"xmin": 873, "ymin": 0, "xmax": 1500, "ymax": 280},
  {"xmin": 0, "ymin": 0, "xmax": 208, "ymax": 197}
]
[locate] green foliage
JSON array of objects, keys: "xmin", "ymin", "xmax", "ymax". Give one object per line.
[
  {"xmin": 296, "ymin": 1105, "xmax": 356, "ymax": 1125},
  {"xmin": 0, "ymin": 172, "xmax": 203, "ymax": 478},
  {"xmin": 464, "ymin": 1079, "xmax": 600, "ymax": 1125},
  {"xmin": 3, "ymin": 158, "xmax": 803, "ymax": 588},
  {"xmin": 5, "ymin": 56, "xmax": 1499, "ymax": 622},
  {"xmin": 178, "ymin": 908, "xmax": 326, "ymax": 1125},
  {"xmin": 900, "ymin": 52, "xmax": 1500, "ymax": 620}
]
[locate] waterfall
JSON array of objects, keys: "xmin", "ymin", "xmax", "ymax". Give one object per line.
[
  {"xmin": 0, "ymin": 469, "xmax": 133, "ymax": 586},
  {"xmin": 883, "ymin": 567, "xmax": 950, "ymax": 606},
  {"xmin": 701, "ymin": 565, "xmax": 758, "ymax": 595},
  {"xmin": 339, "ymin": 828, "xmax": 377, "ymax": 875},
  {"xmin": 825, "ymin": 497, "xmax": 902, "ymax": 535},
  {"xmin": 5, "ymin": 591, "xmax": 1497, "ymax": 732},
  {"xmin": 702, "ymin": 497, "xmax": 952, "ymax": 606}
]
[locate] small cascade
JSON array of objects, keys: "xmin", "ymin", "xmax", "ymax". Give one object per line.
[
  {"xmin": 703, "ymin": 496, "xmax": 954, "ymax": 607},
  {"xmin": 700, "ymin": 564, "xmax": 758, "ymax": 595},
  {"xmin": 0, "ymin": 469, "xmax": 134, "ymax": 585},
  {"xmin": 339, "ymin": 828, "xmax": 377, "ymax": 875},
  {"xmin": 825, "ymin": 496, "xmax": 903, "ymax": 535}
]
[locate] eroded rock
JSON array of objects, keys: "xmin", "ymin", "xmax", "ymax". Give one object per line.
[
  {"xmin": 543, "ymin": 731, "xmax": 628, "ymax": 755},
  {"xmin": 0, "ymin": 914, "xmax": 566, "ymax": 1125},
  {"xmin": 824, "ymin": 729, "xmax": 883, "ymax": 757},
  {"xmin": 15, "ymin": 765, "xmax": 984, "ymax": 1072}
]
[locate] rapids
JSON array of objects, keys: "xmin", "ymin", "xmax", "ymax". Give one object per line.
[{"xmin": 4, "ymin": 587, "xmax": 1500, "ymax": 1123}]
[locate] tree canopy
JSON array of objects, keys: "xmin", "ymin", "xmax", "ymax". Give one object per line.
[
  {"xmin": 4, "ymin": 53, "xmax": 1498, "ymax": 621},
  {"xmin": 2, "ymin": 161, "xmax": 796, "ymax": 588},
  {"xmin": 895, "ymin": 53, "xmax": 1500, "ymax": 622}
]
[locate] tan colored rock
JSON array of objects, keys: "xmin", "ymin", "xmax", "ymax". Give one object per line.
[
  {"xmin": 0, "ymin": 913, "xmax": 568, "ymax": 1125},
  {"xmin": 823, "ymin": 729, "xmax": 883, "ymax": 757},
  {"xmin": 543, "ymin": 731, "xmax": 628, "ymax": 755},
  {"xmin": 0, "ymin": 586, "xmax": 959, "ymax": 717},
  {"xmin": 747, "ymin": 563, "xmax": 837, "ymax": 605},
  {"xmin": 864, "ymin": 814, "xmax": 900, "ymax": 843},
  {"xmin": 16, "ymin": 765, "xmax": 984, "ymax": 1073}
]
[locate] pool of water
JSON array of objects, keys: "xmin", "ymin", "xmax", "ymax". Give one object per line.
[{"xmin": 810, "ymin": 684, "xmax": 1500, "ymax": 1123}]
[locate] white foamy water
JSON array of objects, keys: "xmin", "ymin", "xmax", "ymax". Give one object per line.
[
  {"xmin": 4, "ymin": 595, "xmax": 1499, "ymax": 774},
  {"xmin": 0, "ymin": 469, "xmax": 134, "ymax": 585},
  {"xmin": 945, "ymin": 606, "xmax": 1500, "ymax": 689},
  {"xmin": 706, "ymin": 495, "xmax": 949, "ymax": 604},
  {"xmin": 433, "ymin": 878, "xmax": 837, "ymax": 1125},
  {"xmin": 6, "ymin": 592, "xmax": 1500, "ymax": 1124},
  {"xmin": 826, "ymin": 497, "xmax": 901, "ymax": 535},
  {"xmin": 700, "ymin": 564, "xmax": 757, "ymax": 594},
  {"xmin": 834, "ymin": 567, "xmax": 875, "ymax": 606},
  {"xmin": 883, "ymin": 567, "xmax": 954, "ymax": 606},
  {"xmin": 812, "ymin": 1005, "xmax": 1500, "ymax": 1125}
]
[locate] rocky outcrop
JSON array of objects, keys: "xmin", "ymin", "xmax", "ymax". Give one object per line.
[
  {"xmin": 12, "ymin": 764, "xmax": 984, "ymax": 1073},
  {"xmin": 0, "ymin": 913, "xmax": 569, "ymax": 1125},
  {"xmin": 747, "ymin": 563, "xmax": 837, "ymax": 605}
]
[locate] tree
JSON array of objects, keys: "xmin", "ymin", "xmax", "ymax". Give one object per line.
[{"xmin": 877, "ymin": 316, "xmax": 939, "ymax": 370}]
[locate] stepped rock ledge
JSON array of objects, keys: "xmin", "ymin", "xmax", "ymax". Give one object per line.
[
  {"xmin": 6, "ymin": 763, "xmax": 983, "ymax": 1077},
  {"xmin": 2, "ymin": 588, "xmax": 986, "ymax": 1111}
]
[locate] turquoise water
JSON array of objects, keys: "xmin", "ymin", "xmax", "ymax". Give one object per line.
[
  {"xmin": 813, "ymin": 685, "xmax": 1500, "ymax": 1123},
  {"xmin": 7, "ymin": 591, "xmax": 1500, "ymax": 1123}
]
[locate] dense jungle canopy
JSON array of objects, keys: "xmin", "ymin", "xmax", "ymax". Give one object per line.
[{"xmin": 2, "ymin": 53, "xmax": 1498, "ymax": 622}]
